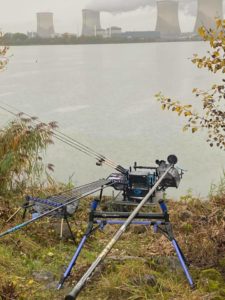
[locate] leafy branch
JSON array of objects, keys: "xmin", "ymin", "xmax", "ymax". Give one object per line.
[
  {"xmin": 0, "ymin": 33, "xmax": 9, "ymax": 71},
  {"xmin": 155, "ymin": 19, "xmax": 225, "ymax": 150},
  {"xmin": 0, "ymin": 116, "xmax": 57, "ymax": 194}
]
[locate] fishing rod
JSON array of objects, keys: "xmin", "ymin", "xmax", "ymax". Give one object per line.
[
  {"xmin": 65, "ymin": 164, "xmax": 175, "ymax": 300},
  {"xmin": 0, "ymin": 102, "xmax": 125, "ymax": 173},
  {"xmin": 0, "ymin": 103, "xmax": 127, "ymax": 174},
  {"xmin": 29, "ymin": 179, "xmax": 108, "ymax": 204},
  {"xmin": 51, "ymin": 132, "xmax": 126, "ymax": 173},
  {"xmin": 0, "ymin": 180, "xmax": 113, "ymax": 239}
]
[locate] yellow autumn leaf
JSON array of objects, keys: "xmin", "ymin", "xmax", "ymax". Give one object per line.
[
  {"xmin": 175, "ymin": 107, "xmax": 181, "ymax": 113},
  {"xmin": 213, "ymin": 51, "xmax": 220, "ymax": 57},
  {"xmin": 216, "ymin": 19, "xmax": 222, "ymax": 29},
  {"xmin": 198, "ymin": 27, "xmax": 205, "ymax": 37},
  {"xmin": 184, "ymin": 111, "xmax": 192, "ymax": 117}
]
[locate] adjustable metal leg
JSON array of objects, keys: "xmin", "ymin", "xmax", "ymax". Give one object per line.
[
  {"xmin": 22, "ymin": 197, "xmax": 30, "ymax": 220},
  {"xmin": 57, "ymin": 234, "xmax": 89, "ymax": 290},
  {"xmin": 157, "ymin": 199, "xmax": 194, "ymax": 288},
  {"xmin": 65, "ymin": 216, "xmax": 76, "ymax": 245},
  {"xmin": 57, "ymin": 222, "xmax": 102, "ymax": 290},
  {"xmin": 172, "ymin": 239, "xmax": 195, "ymax": 288},
  {"xmin": 60, "ymin": 218, "xmax": 64, "ymax": 239},
  {"xmin": 99, "ymin": 187, "xmax": 103, "ymax": 202},
  {"xmin": 57, "ymin": 199, "xmax": 101, "ymax": 290}
]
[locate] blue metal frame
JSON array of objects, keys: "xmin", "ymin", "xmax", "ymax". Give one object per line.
[
  {"xmin": 59, "ymin": 199, "xmax": 194, "ymax": 290},
  {"xmin": 57, "ymin": 199, "xmax": 101, "ymax": 289}
]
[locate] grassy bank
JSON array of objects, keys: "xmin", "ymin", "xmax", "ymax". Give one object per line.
[{"xmin": 0, "ymin": 190, "xmax": 224, "ymax": 300}]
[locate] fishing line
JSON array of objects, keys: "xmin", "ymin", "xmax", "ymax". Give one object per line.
[
  {"xmin": 0, "ymin": 102, "xmax": 126, "ymax": 172},
  {"xmin": 0, "ymin": 102, "xmax": 127, "ymax": 174}
]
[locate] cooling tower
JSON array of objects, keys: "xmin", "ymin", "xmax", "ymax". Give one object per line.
[
  {"xmin": 82, "ymin": 9, "xmax": 101, "ymax": 36},
  {"xmin": 37, "ymin": 12, "xmax": 55, "ymax": 38},
  {"xmin": 194, "ymin": 0, "xmax": 223, "ymax": 32},
  {"xmin": 155, "ymin": 0, "xmax": 181, "ymax": 36}
]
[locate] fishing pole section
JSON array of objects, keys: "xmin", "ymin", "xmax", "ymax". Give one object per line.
[
  {"xmin": 0, "ymin": 179, "xmax": 113, "ymax": 239},
  {"xmin": 63, "ymin": 155, "xmax": 194, "ymax": 300}
]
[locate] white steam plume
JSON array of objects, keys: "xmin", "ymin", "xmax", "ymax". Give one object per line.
[
  {"xmin": 86, "ymin": 0, "xmax": 155, "ymax": 13},
  {"xmin": 86, "ymin": 1, "xmax": 217, "ymax": 16}
]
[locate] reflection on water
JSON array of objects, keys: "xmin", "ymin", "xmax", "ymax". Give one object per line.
[{"xmin": 0, "ymin": 43, "xmax": 224, "ymax": 199}]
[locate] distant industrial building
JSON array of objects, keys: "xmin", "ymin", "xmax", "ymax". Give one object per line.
[
  {"xmin": 155, "ymin": 0, "xmax": 181, "ymax": 37},
  {"xmin": 194, "ymin": 0, "xmax": 223, "ymax": 32},
  {"xmin": 82, "ymin": 9, "xmax": 102, "ymax": 36},
  {"xmin": 121, "ymin": 31, "xmax": 160, "ymax": 40},
  {"xmin": 37, "ymin": 12, "xmax": 55, "ymax": 38},
  {"xmin": 95, "ymin": 28, "xmax": 106, "ymax": 37},
  {"xmin": 27, "ymin": 32, "xmax": 37, "ymax": 39},
  {"xmin": 106, "ymin": 27, "xmax": 122, "ymax": 37}
]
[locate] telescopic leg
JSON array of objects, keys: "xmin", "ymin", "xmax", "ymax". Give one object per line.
[
  {"xmin": 171, "ymin": 239, "xmax": 195, "ymax": 288},
  {"xmin": 57, "ymin": 199, "xmax": 101, "ymax": 290},
  {"xmin": 65, "ymin": 216, "xmax": 76, "ymax": 244},
  {"xmin": 22, "ymin": 198, "xmax": 30, "ymax": 220},
  {"xmin": 158, "ymin": 199, "xmax": 194, "ymax": 288},
  {"xmin": 57, "ymin": 234, "xmax": 89, "ymax": 290}
]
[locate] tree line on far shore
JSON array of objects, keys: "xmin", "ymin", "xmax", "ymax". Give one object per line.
[{"xmin": 0, "ymin": 32, "xmax": 162, "ymax": 46}]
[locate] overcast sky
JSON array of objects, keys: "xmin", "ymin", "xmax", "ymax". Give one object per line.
[{"xmin": 0, "ymin": 0, "xmax": 224, "ymax": 35}]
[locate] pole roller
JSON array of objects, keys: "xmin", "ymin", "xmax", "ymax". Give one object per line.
[{"xmin": 65, "ymin": 165, "xmax": 173, "ymax": 300}]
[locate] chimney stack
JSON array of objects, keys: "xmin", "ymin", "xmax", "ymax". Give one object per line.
[
  {"xmin": 194, "ymin": 0, "xmax": 223, "ymax": 32},
  {"xmin": 82, "ymin": 9, "xmax": 102, "ymax": 37},
  {"xmin": 155, "ymin": 0, "xmax": 181, "ymax": 37},
  {"xmin": 37, "ymin": 12, "xmax": 55, "ymax": 38}
]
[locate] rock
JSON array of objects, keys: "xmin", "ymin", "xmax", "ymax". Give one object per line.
[
  {"xmin": 32, "ymin": 271, "xmax": 55, "ymax": 282},
  {"xmin": 45, "ymin": 281, "xmax": 59, "ymax": 290}
]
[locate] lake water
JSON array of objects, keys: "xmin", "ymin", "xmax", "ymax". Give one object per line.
[{"xmin": 0, "ymin": 42, "xmax": 224, "ymax": 199}]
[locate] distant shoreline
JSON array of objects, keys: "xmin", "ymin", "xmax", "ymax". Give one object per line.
[
  {"xmin": 1, "ymin": 38, "xmax": 201, "ymax": 46},
  {"xmin": 0, "ymin": 32, "xmax": 202, "ymax": 46}
]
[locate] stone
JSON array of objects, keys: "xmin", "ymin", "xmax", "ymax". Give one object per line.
[
  {"xmin": 45, "ymin": 281, "xmax": 59, "ymax": 290},
  {"xmin": 32, "ymin": 271, "xmax": 55, "ymax": 282}
]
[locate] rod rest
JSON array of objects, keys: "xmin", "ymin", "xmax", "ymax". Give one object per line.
[
  {"xmin": 26, "ymin": 196, "xmax": 63, "ymax": 208},
  {"xmin": 93, "ymin": 211, "xmax": 165, "ymax": 220}
]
